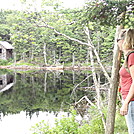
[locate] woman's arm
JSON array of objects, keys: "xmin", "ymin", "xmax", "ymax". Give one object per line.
[{"xmin": 120, "ymin": 65, "xmax": 134, "ymax": 116}]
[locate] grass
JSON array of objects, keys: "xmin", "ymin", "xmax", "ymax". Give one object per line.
[{"xmin": 114, "ymin": 111, "xmax": 128, "ymax": 134}]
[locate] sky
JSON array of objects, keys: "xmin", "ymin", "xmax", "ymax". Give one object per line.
[
  {"xmin": 62, "ymin": 0, "xmax": 85, "ymax": 8},
  {"xmin": 0, "ymin": 0, "xmax": 85, "ymax": 10}
]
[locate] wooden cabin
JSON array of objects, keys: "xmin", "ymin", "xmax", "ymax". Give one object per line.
[{"xmin": 0, "ymin": 41, "xmax": 14, "ymax": 60}]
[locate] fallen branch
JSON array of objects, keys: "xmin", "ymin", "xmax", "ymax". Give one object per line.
[{"xmin": 75, "ymin": 95, "xmax": 96, "ymax": 107}]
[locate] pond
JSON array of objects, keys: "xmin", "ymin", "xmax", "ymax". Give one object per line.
[{"xmin": 0, "ymin": 69, "xmax": 104, "ymax": 134}]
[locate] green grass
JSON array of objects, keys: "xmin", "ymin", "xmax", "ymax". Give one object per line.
[
  {"xmin": 15, "ymin": 62, "xmax": 37, "ymax": 66},
  {"xmin": 114, "ymin": 111, "xmax": 128, "ymax": 134}
]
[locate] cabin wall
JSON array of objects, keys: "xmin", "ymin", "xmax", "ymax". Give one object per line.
[
  {"xmin": 0, "ymin": 46, "xmax": 7, "ymax": 60},
  {"xmin": 0, "ymin": 46, "xmax": 13, "ymax": 60}
]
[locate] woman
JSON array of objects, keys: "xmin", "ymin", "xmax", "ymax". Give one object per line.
[{"xmin": 118, "ymin": 29, "xmax": 134, "ymax": 134}]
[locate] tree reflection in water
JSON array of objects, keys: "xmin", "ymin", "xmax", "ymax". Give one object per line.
[{"xmin": 0, "ymin": 69, "xmax": 107, "ymax": 133}]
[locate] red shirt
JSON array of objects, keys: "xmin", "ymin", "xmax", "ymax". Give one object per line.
[{"xmin": 119, "ymin": 53, "xmax": 134, "ymax": 101}]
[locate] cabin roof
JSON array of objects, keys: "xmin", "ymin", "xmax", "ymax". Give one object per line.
[{"xmin": 0, "ymin": 41, "xmax": 14, "ymax": 49}]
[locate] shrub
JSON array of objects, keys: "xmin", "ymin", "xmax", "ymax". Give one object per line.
[
  {"xmin": 30, "ymin": 109, "xmax": 104, "ymax": 134},
  {"xmin": 0, "ymin": 59, "xmax": 9, "ymax": 65}
]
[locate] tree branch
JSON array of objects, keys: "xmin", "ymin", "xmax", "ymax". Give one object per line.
[
  {"xmin": 35, "ymin": 22, "xmax": 111, "ymax": 83},
  {"xmin": 36, "ymin": 22, "xmax": 90, "ymax": 47},
  {"xmin": 84, "ymin": 27, "xmax": 111, "ymax": 83}
]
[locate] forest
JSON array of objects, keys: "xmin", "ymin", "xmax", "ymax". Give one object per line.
[
  {"xmin": 0, "ymin": 0, "xmax": 125, "ymax": 67},
  {"xmin": 0, "ymin": 0, "xmax": 133, "ymax": 134}
]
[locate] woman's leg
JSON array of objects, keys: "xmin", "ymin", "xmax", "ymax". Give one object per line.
[{"xmin": 125, "ymin": 101, "xmax": 134, "ymax": 134}]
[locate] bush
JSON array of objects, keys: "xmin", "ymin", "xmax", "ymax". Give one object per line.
[
  {"xmin": 30, "ymin": 108, "xmax": 105, "ymax": 134},
  {"xmin": 0, "ymin": 59, "xmax": 9, "ymax": 65},
  {"xmin": 30, "ymin": 104, "xmax": 129, "ymax": 134},
  {"xmin": 31, "ymin": 110, "xmax": 79, "ymax": 134},
  {"xmin": 31, "ymin": 107, "xmax": 128, "ymax": 134}
]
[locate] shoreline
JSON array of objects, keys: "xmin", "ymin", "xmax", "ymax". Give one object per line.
[{"xmin": 0, "ymin": 65, "xmax": 92, "ymax": 71}]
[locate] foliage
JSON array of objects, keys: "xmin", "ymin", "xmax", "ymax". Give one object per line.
[
  {"xmin": 80, "ymin": 0, "xmax": 134, "ymax": 26},
  {"xmin": 0, "ymin": 59, "xmax": 11, "ymax": 65},
  {"xmin": 31, "ymin": 109, "xmax": 92, "ymax": 134},
  {"xmin": 30, "ymin": 107, "xmax": 129, "ymax": 134},
  {"xmin": 30, "ymin": 105, "xmax": 109, "ymax": 134},
  {"xmin": 0, "ymin": 5, "xmax": 117, "ymax": 66},
  {"xmin": 0, "ymin": 0, "xmax": 133, "ymax": 67},
  {"xmin": 15, "ymin": 61, "xmax": 36, "ymax": 66},
  {"xmin": 0, "ymin": 69, "xmax": 13, "ymax": 74}
]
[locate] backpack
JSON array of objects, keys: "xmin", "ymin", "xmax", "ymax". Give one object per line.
[{"xmin": 124, "ymin": 51, "xmax": 134, "ymax": 73}]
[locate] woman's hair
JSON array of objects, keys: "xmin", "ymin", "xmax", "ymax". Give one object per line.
[{"xmin": 122, "ymin": 29, "xmax": 134, "ymax": 50}]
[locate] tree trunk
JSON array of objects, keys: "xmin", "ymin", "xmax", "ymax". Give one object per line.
[
  {"xmin": 72, "ymin": 70, "xmax": 75, "ymax": 84},
  {"xmin": 72, "ymin": 52, "xmax": 75, "ymax": 67},
  {"xmin": 105, "ymin": 25, "xmax": 123, "ymax": 134},
  {"xmin": 89, "ymin": 46, "xmax": 106, "ymax": 129},
  {"xmin": 44, "ymin": 72, "xmax": 47, "ymax": 93},
  {"xmin": 85, "ymin": 27, "xmax": 106, "ymax": 129},
  {"xmin": 43, "ymin": 43, "xmax": 47, "ymax": 65},
  {"xmin": 86, "ymin": 48, "xmax": 90, "ymax": 64}
]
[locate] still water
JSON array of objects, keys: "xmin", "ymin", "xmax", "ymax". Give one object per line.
[{"xmin": 0, "ymin": 69, "xmax": 98, "ymax": 134}]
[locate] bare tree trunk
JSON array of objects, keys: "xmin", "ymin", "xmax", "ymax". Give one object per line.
[
  {"xmin": 72, "ymin": 70, "xmax": 75, "ymax": 84},
  {"xmin": 86, "ymin": 48, "xmax": 90, "ymax": 64},
  {"xmin": 43, "ymin": 43, "xmax": 47, "ymax": 65},
  {"xmin": 85, "ymin": 27, "xmax": 106, "ymax": 129},
  {"xmin": 105, "ymin": 25, "xmax": 123, "ymax": 134},
  {"xmin": 44, "ymin": 72, "xmax": 47, "ymax": 93},
  {"xmin": 89, "ymin": 47, "xmax": 106, "ymax": 129}
]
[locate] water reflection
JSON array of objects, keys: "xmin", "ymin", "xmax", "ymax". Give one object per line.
[{"xmin": 0, "ymin": 69, "xmax": 106, "ymax": 133}]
